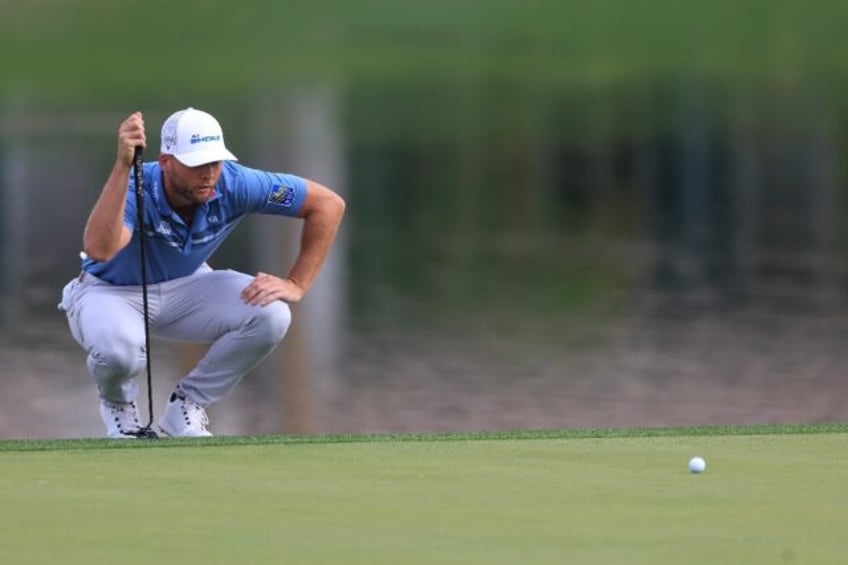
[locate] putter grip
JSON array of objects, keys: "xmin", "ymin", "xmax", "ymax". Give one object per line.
[{"xmin": 133, "ymin": 146, "xmax": 144, "ymax": 191}]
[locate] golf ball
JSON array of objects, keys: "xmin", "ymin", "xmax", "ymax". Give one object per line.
[{"xmin": 689, "ymin": 456, "xmax": 706, "ymax": 473}]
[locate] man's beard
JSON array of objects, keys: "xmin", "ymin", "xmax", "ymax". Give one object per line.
[{"xmin": 171, "ymin": 179, "xmax": 215, "ymax": 205}]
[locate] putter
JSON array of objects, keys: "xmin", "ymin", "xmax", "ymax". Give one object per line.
[{"xmin": 130, "ymin": 145, "xmax": 159, "ymax": 440}]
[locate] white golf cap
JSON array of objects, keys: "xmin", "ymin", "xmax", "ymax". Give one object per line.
[{"xmin": 160, "ymin": 107, "xmax": 238, "ymax": 166}]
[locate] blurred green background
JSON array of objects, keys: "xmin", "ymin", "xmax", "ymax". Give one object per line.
[{"xmin": 2, "ymin": 0, "xmax": 848, "ymax": 438}]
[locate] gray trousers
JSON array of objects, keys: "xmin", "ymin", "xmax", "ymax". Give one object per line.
[{"xmin": 59, "ymin": 264, "xmax": 291, "ymax": 407}]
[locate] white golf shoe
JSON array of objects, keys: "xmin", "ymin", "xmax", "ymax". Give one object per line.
[
  {"xmin": 99, "ymin": 399, "xmax": 142, "ymax": 439},
  {"xmin": 158, "ymin": 393, "xmax": 213, "ymax": 437}
]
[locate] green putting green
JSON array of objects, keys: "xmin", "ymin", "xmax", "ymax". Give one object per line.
[{"xmin": 1, "ymin": 425, "xmax": 846, "ymax": 564}]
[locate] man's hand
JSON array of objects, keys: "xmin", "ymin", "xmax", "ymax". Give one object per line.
[
  {"xmin": 241, "ymin": 272, "xmax": 305, "ymax": 306},
  {"xmin": 118, "ymin": 112, "xmax": 146, "ymax": 167}
]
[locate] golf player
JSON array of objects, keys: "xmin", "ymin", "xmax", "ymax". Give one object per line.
[{"xmin": 58, "ymin": 108, "xmax": 346, "ymax": 438}]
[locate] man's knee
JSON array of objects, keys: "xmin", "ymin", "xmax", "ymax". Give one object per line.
[
  {"xmin": 248, "ymin": 301, "xmax": 291, "ymax": 346},
  {"xmin": 89, "ymin": 334, "xmax": 146, "ymax": 377}
]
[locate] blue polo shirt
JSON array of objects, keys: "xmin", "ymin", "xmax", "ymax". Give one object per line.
[{"xmin": 82, "ymin": 161, "xmax": 307, "ymax": 285}]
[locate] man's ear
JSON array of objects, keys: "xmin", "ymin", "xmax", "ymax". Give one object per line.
[{"xmin": 158, "ymin": 154, "xmax": 171, "ymax": 171}]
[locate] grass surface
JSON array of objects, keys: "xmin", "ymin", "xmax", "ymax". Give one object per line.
[
  {"xmin": 1, "ymin": 425, "xmax": 847, "ymax": 564},
  {"xmin": 2, "ymin": 0, "xmax": 848, "ymax": 101}
]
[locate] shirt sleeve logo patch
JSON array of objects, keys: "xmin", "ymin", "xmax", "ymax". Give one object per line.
[{"xmin": 268, "ymin": 184, "xmax": 295, "ymax": 207}]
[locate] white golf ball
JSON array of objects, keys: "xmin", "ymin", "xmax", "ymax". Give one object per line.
[{"xmin": 689, "ymin": 456, "xmax": 706, "ymax": 473}]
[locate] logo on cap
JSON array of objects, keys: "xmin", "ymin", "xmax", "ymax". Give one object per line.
[
  {"xmin": 162, "ymin": 124, "xmax": 178, "ymax": 151},
  {"xmin": 190, "ymin": 133, "xmax": 222, "ymax": 145}
]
